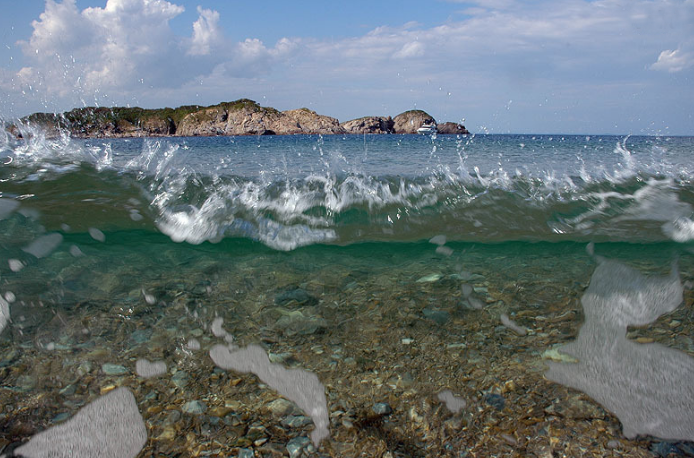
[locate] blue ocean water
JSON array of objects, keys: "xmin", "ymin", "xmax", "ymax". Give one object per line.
[
  {"xmin": 1, "ymin": 129, "xmax": 693, "ymax": 455},
  {"xmin": 2, "ymin": 132, "xmax": 693, "ymax": 249}
]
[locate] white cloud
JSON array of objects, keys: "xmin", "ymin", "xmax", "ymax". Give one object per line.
[
  {"xmin": 189, "ymin": 6, "xmax": 222, "ymax": 56},
  {"xmin": 6, "ymin": 0, "xmax": 289, "ymax": 109},
  {"xmin": 651, "ymin": 46, "xmax": 694, "ymax": 73},
  {"xmin": 393, "ymin": 41, "xmax": 425, "ymax": 59}
]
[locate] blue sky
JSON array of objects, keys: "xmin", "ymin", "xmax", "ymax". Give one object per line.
[{"xmin": 1, "ymin": 0, "xmax": 693, "ymax": 134}]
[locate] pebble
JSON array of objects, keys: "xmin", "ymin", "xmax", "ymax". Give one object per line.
[
  {"xmin": 282, "ymin": 415, "xmax": 314, "ymax": 428},
  {"xmin": 181, "ymin": 400, "xmax": 206, "ymax": 415},
  {"xmin": 171, "ymin": 371, "xmax": 189, "ymax": 389},
  {"xmin": 275, "ymin": 288, "xmax": 317, "ymax": 306},
  {"xmin": 422, "ymin": 308, "xmax": 450, "ymax": 325},
  {"xmin": 416, "ymin": 274, "xmax": 441, "ymax": 283},
  {"xmin": 238, "ymin": 448, "xmax": 255, "ymax": 458},
  {"xmin": 484, "ymin": 393, "xmax": 505, "ymax": 410},
  {"xmin": 59, "ymin": 384, "xmax": 76, "ymax": 396},
  {"xmin": 267, "ymin": 398, "xmax": 301, "ymax": 417},
  {"xmin": 372, "ymin": 402, "xmax": 393, "ymax": 416},
  {"xmin": 130, "ymin": 329, "xmax": 151, "ymax": 344},
  {"xmin": 186, "ymin": 338, "xmax": 201, "ymax": 351},
  {"xmin": 162, "ymin": 410, "xmax": 181, "ymax": 425},
  {"xmin": 101, "ymin": 363, "xmax": 128, "ymax": 376},
  {"xmin": 77, "ymin": 361, "xmax": 92, "ymax": 376},
  {"xmin": 286, "ymin": 436, "xmax": 311, "ymax": 458}
]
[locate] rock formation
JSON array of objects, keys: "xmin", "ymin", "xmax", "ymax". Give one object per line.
[
  {"xmin": 436, "ymin": 122, "xmax": 470, "ymax": 135},
  {"xmin": 341, "ymin": 116, "xmax": 394, "ymax": 134},
  {"xmin": 393, "ymin": 110, "xmax": 436, "ymax": 134},
  {"xmin": 10, "ymin": 99, "xmax": 470, "ymax": 138}
]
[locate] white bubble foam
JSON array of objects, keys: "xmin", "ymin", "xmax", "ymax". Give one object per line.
[
  {"xmin": 22, "ymin": 233, "xmax": 63, "ymax": 259},
  {"xmin": 0, "ymin": 297, "xmax": 10, "ymax": 334},
  {"xmin": 135, "ymin": 359, "xmax": 167, "ymax": 378},
  {"xmin": 15, "ymin": 387, "xmax": 147, "ymax": 458},
  {"xmin": 210, "ymin": 344, "xmax": 329, "ymax": 446},
  {"xmin": 546, "ymin": 259, "xmax": 694, "ymax": 441},
  {"xmin": 69, "ymin": 245, "xmax": 84, "ymax": 257},
  {"xmin": 89, "ymin": 228, "xmax": 105, "ymax": 242}
]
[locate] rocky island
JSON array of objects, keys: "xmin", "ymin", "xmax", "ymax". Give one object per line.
[{"xmin": 9, "ymin": 99, "xmax": 469, "ymax": 138}]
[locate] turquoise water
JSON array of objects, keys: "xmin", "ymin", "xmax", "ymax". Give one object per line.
[{"xmin": 1, "ymin": 131, "xmax": 693, "ymax": 456}]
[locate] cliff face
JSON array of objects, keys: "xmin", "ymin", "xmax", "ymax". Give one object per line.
[
  {"xmin": 341, "ymin": 116, "xmax": 394, "ymax": 134},
  {"xmin": 12, "ymin": 100, "xmax": 470, "ymax": 138},
  {"xmin": 436, "ymin": 122, "xmax": 470, "ymax": 135},
  {"xmin": 168, "ymin": 101, "xmax": 345, "ymax": 136},
  {"xmin": 393, "ymin": 110, "xmax": 436, "ymax": 134}
]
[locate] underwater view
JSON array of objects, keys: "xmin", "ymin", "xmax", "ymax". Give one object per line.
[{"xmin": 0, "ymin": 131, "xmax": 693, "ymax": 457}]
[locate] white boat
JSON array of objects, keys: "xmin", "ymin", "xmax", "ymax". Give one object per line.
[{"xmin": 417, "ymin": 123, "xmax": 437, "ymax": 134}]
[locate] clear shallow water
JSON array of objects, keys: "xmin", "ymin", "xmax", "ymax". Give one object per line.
[{"xmin": 0, "ymin": 130, "xmax": 693, "ymax": 456}]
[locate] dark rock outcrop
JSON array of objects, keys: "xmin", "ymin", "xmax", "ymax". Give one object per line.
[
  {"xmin": 392, "ymin": 110, "xmax": 436, "ymax": 134},
  {"xmin": 436, "ymin": 122, "xmax": 470, "ymax": 135},
  {"xmin": 341, "ymin": 116, "xmax": 394, "ymax": 134}
]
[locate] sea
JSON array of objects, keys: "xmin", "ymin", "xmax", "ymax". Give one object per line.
[{"xmin": 0, "ymin": 129, "xmax": 693, "ymax": 456}]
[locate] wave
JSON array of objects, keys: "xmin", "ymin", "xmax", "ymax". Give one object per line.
[{"xmin": 1, "ymin": 130, "xmax": 693, "ymax": 250}]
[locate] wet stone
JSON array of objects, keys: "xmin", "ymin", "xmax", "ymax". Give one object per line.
[
  {"xmin": 484, "ymin": 393, "xmax": 505, "ymax": 410},
  {"xmin": 282, "ymin": 415, "xmax": 314, "ymax": 428},
  {"xmin": 130, "ymin": 329, "xmax": 151, "ymax": 344},
  {"xmin": 275, "ymin": 287, "xmax": 318, "ymax": 307},
  {"xmin": 102, "ymin": 363, "xmax": 128, "ymax": 376},
  {"xmin": 246, "ymin": 424, "xmax": 267, "ymax": 441},
  {"xmin": 59, "ymin": 384, "xmax": 76, "ymax": 396},
  {"xmin": 171, "ymin": 371, "xmax": 189, "ymax": 389},
  {"xmin": 163, "ymin": 410, "xmax": 181, "ymax": 425},
  {"xmin": 372, "ymin": 402, "xmax": 393, "ymax": 416},
  {"xmin": 182, "ymin": 400, "xmax": 206, "ymax": 415},
  {"xmin": 267, "ymin": 398, "xmax": 302, "ymax": 417},
  {"xmin": 287, "ymin": 436, "xmax": 311, "ymax": 458},
  {"xmin": 422, "ymin": 308, "xmax": 450, "ymax": 325},
  {"xmin": 238, "ymin": 448, "xmax": 255, "ymax": 458}
]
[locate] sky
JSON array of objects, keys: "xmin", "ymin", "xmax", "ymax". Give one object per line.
[{"xmin": 0, "ymin": 0, "xmax": 692, "ymax": 135}]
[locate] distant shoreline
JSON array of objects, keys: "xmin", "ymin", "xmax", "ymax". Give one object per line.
[{"xmin": 8, "ymin": 98, "xmax": 470, "ymax": 139}]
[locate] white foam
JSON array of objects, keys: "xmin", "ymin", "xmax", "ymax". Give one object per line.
[
  {"xmin": 0, "ymin": 297, "xmax": 10, "ymax": 334},
  {"xmin": 89, "ymin": 228, "xmax": 105, "ymax": 242},
  {"xmin": 22, "ymin": 233, "xmax": 63, "ymax": 259},
  {"xmin": 0, "ymin": 198, "xmax": 19, "ymax": 220},
  {"xmin": 662, "ymin": 217, "xmax": 694, "ymax": 242},
  {"xmin": 210, "ymin": 344, "xmax": 329, "ymax": 446},
  {"xmin": 500, "ymin": 313, "xmax": 527, "ymax": 336},
  {"xmin": 546, "ymin": 259, "xmax": 694, "ymax": 441},
  {"xmin": 15, "ymin": 387, "xmax": 147, "ymax": 458},
  {"xmin": 135, "ymin": 359, "xmax": 167, "ymax": 378},
  {"xmin": 437, "ymin": 390, "xmax": 466, "ymax": 413}
]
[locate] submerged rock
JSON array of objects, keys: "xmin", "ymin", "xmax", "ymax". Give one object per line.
[
  {"xmin": 393, "ymin": 110, "xmax": 436, "ymax": 134},
  {"xmin": 436, "ymin": 122, "xmax": 470, "ymax": 135},
  {"xmin": 341, "ymin": 116, "xmax": 394, "ymax": 134}
]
